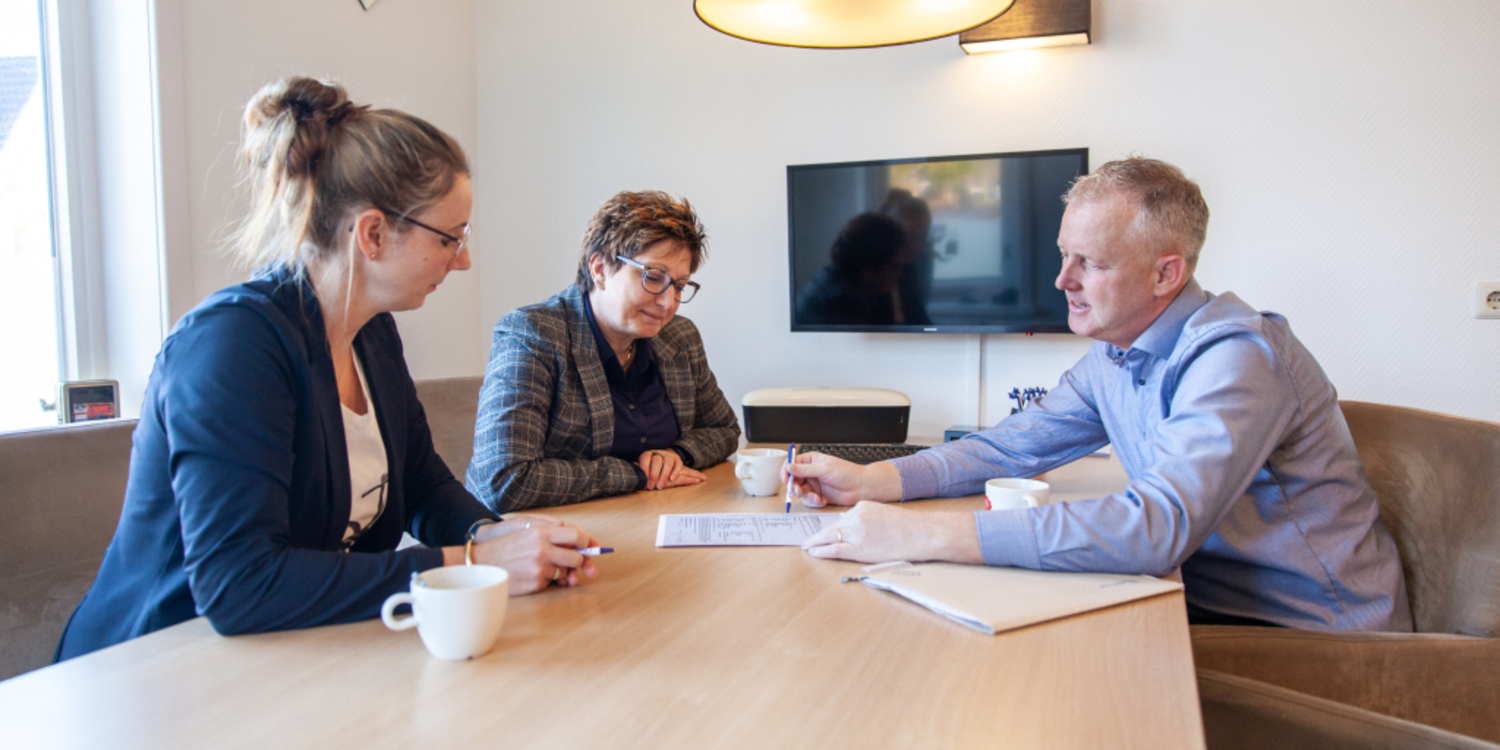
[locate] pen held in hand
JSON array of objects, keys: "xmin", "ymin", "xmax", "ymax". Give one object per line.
[
  {"xmin": 577, "ymin": 547, "xmax": 614, "ymax": 556},
  {"xmin": 784, "ymin": 443, "xmax": 798, "ymax": 513}
]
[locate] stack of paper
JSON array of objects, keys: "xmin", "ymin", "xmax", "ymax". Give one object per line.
[{"xmin": 856, "ymin": 563, "xmax": 1182, "ymax": 635}]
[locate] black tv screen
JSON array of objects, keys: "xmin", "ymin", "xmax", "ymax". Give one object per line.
[{"xmin": 788, "ymin": 148, "xmax": 1087, "ymax": 333}]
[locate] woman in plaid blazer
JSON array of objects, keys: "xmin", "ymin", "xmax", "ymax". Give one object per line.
[{"xmin": 467, "ymin": 192, "xmax": 740, "ymax": 512}]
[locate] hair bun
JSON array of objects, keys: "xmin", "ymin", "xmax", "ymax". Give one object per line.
[{"xmin": 242, "ymin": 77, "xmax": 367, "ymax": 178}]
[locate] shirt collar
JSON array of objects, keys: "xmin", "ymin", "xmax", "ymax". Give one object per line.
[
  {"xmin": 582, "ymin": 293, "xmax": 654, "ymax": 374},
  {"xmin": 1112, "ymin": 277, "xmax": 1209, "ymax": 362}
]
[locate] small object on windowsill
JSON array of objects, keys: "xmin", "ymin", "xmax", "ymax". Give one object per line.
[{"xmin": 57, "ymin": 380, "xmax": 119, "ymax": 424}]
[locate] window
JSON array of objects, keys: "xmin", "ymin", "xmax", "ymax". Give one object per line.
[
  {"xmin": 0, "ymin": 0, "xmax": 171, "ymax": 433},
  {"xmin": 0, "ymin": 0, "xmax": 60, "ymax": 431}
]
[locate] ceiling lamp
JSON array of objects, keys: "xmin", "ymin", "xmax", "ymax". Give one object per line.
[
  {"xmin": 959, "ymin": 0, "xmax": 1090, "ymax": 54},
  {"xmin": 695, "ymin": 0, "xmax": 1016, "ymax": 49}
]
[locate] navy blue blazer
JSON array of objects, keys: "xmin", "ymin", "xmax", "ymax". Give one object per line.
[{"xmin": 57, "ymin": 269, "xmax": 494, "ymax": 661}]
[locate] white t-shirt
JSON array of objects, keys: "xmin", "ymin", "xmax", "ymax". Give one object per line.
[{"xmin": 341, "ymin": 355, "xmax": 389, "ymax": 549}]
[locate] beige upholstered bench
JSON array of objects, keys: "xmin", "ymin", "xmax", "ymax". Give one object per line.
[{"xmin": 0, "ymin": 376, "xmax": 485, "ymax": 682}]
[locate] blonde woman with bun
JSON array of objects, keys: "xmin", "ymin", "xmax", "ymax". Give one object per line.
[{"xmin": 56, "ymin": 77, "xmax": 600, "ymax": 661}]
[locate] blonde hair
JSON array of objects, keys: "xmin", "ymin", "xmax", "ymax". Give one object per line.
[
  {"xmin": 1064, "ymin": 157, "xmax": 1209, "ymax": 270},
  {"xmin": 230, "ymin": 77, "xmax": 468, "ymax": 274}
]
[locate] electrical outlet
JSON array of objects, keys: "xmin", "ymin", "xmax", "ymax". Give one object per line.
[{"xmin": 1476, "ymin": 282, "xmax": 1500, "ymax": 319}]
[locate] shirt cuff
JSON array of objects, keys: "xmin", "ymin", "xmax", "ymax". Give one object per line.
[
  {"xmin": 974, "ymin": 509, "xmax": 1042, "ymax": 568},
  {"xmin": 890, "ymin": 454, "xmax": 939, "ymax": 500},
  {"xmin": 669, "ymin": 444, "xmax": 695, "ymax": 469},
  {"xmin": 631, "ymin": 464, "xmax": 647, "ymax": 492}
]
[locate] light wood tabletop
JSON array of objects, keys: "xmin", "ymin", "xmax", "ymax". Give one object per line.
[{"xmin": 0, "ymin": 454, "xmax": 1204, "ymax": 749}]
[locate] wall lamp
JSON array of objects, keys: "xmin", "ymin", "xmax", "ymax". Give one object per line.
[
  {"xmin": 694, "ymin": 0, "xmax": 1016, "ymax": 49},
  {"xmin": 959, "ymin": 0, "xmax": 1091, "ymax": 54}
]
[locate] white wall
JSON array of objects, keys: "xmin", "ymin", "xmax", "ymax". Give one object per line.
[
  {"xmin": 157, "ymin": 0, "xmax": 483, "ymax": 380},
  {"xmin": 475, "ymin": 0, "xmax": 1500, "ymax": 434}
]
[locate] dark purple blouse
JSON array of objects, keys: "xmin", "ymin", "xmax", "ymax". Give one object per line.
[{"xmin": 583, "ymin": 296, "xmax": 680, "ymax": 489}]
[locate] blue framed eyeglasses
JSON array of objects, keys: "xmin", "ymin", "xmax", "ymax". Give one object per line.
[{"xmin": 617, "ymin": 256, "xmax": 700, "ymax": 303}]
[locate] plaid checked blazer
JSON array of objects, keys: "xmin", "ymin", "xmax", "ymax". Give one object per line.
[{"xmin": 465, "ymin": 285, "xmax": 740, "ymax": 513}]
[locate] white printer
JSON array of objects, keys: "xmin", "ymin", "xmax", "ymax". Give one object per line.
[{"xmin": 741, "ymin": 387, "xmax": 910, "ymax": 444}]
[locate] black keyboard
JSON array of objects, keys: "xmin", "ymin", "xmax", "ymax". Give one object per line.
[{"xmin": 798, "ymin": 443, "xmax": 927, "ymax": 465}]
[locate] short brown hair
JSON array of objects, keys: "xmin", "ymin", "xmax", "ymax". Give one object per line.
[
  {"xmin": 1064, "ymin": 157, "xmax": 1209, "ymax": 270},
  {"xmin": 576, "ymin": 191, "xmax": 707, "ymax": 291}
]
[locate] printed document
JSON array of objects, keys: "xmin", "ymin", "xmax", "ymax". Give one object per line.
[{"xmin": 655, "ymin": 513, "xmax": 843, "ymax": 547}]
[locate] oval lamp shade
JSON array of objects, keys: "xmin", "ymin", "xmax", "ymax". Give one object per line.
[{"xmin": 695, "ymin": 0, "xmax": 1016, "ymax": 49}]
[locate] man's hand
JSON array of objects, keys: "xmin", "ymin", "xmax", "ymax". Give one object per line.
[
  {"xmin": 800, "ymin": 502, "xmax": 983, "ymax": 565},
  {"xmin": 782, "ymin": 452, "xmax": 904, "ymax": 507}
]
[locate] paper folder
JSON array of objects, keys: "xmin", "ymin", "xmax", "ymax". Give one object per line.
[{"xmin": 856, "ymin": 563, "xmax": 1184, "ymax": 635}]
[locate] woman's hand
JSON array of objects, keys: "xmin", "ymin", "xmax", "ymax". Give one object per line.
[
  {"xmin": 637, "ymin": 449, "xmax": 705, "ymax": 490},
  {"xmin": 473, "ymin": 513, "xmax": 569, "ymax": 541},
  {"xmin": 456, "ymin": 518, "xmax": 604, "ymax": 595}
]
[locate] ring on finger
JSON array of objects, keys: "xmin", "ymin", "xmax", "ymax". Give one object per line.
[
  {"xmin": 836, "ymin": 527, "xmax": 844, "ymax": 544},
  {"xmin": 551, "ymin": 566, "xmax": 561, "ymax": 582}
]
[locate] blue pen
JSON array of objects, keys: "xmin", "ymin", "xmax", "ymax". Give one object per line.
[
  {"xmin": 785, "ymin": 443, "xmax": 797, "ymax": 513},
  {"xmin": 577, "ymin": 547, "xmax": 614, "ymax": 556}
]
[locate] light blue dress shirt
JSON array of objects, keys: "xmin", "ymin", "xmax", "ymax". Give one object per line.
[{"xmin": 891, "ymin": 279, "xmax": 1412, "ymax": 632}]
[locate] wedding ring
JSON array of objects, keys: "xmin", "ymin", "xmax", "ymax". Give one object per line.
[
  {"xmin": 524, "ymin": 519, "xmax": 532, "ymax": 530},
  {"xmin": 836, "ymin": 527, "xmax": 844, "ymax": 544},
  {"xmin": 552, "ymin": 567, "xmax": 561, "ymax": 582}
]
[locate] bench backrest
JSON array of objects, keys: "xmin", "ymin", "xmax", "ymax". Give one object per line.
[{"xmin": 0, "ymin": 419, "xmax": 136, "ymax": 681}]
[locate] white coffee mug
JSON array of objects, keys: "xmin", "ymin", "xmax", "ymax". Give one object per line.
[
  {"xmin": 381, "ymin": 564, "xmax": 510, "ymax": 660},
  {"xmin": 734, "ymin": 448, "xmax": 788, "ymax": 497},
  {"xmin": 985, "ymin": 478, "xmax": 1052, "ymax": 511}
]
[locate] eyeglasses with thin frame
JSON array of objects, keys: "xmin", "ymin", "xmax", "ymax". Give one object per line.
[
  {"xmin": 616, "ymin": 255, "xmax": 700, "ymax": 303},
  {"xmin": 383, "ymin": 210, "xmax": 471, "ymax": 259}
]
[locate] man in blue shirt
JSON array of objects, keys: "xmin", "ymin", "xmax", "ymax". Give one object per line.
[{"xmin": 787, "ymin": 157, "xmax": 1411, "ymax": 632}]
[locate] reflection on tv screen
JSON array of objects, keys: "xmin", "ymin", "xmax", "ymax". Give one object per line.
[{"xmin": 788, "ymin": 149, "xmax": 1087, "ymax": 333}]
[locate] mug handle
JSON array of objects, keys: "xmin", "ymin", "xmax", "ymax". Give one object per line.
[
  {"xmin": 381, "ymin": 592, "xmax": 418, "ymax": 631},
  {"xmin": 735, "ymin": 461, "xmax": 752, "ymax": 480}
]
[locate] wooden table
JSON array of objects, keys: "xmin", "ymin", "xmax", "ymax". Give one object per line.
[{"xmin": 0, "ymin": 456, "xmax": 1204, "ymax": 749}]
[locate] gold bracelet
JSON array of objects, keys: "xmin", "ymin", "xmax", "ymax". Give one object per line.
[
  {"xmin": 464, "ymin": 537, "xmax": 476, "ymax": 566},
  {"xmin": 466, "ymin": 517, "xmax": 499, "ymax": 543}
]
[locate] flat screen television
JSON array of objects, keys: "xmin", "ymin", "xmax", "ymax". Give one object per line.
[{"xmin": 787, "ymin": 147, "xmax": 1087, "ymax": 333}]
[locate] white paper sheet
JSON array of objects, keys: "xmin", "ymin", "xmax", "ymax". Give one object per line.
[
  {"xmin": 856, "ymin": 563, "xmax": 1183, "ymax": 635},
  {"xmin": 655, "ymin": 513, "xmax": 843, "ymax": 547}
]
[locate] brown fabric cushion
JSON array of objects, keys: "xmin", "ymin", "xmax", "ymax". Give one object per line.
[
  {"xmin": 1341, "ymin": 401, "xmax": 1500, "ymax": 637},
  {"xmin": 1193, "ymin": 627, "xmax": 1500, "ymax": 744},
  {"xmin": 412, "ymin": 376, "xmax": 483, "ymax": 481},
  {"xmin": 1199, "ymin": 668, "xmax": 1500, "ymax": 750},
  {"xmin": 0, "ymin": 419, "xmax": 136, "ymax": 680}
]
